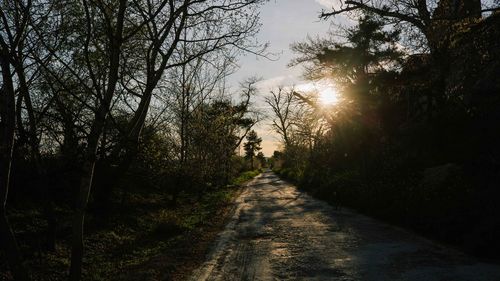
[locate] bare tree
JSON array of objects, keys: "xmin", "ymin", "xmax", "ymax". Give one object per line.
[
  {"xmin": 0, "ymin": 0, "xmax": 266, "ymax": 278},
  {"xmin": 112, "ymin": 0, "xmax": 265, "ymax": 174},
  {"xmin": 24, "ymin": 1, "xmax": 265, "ymax": 279},
  {"xmin": 265, "ymin": 88, "xmax": 295, "ymax": 148}
]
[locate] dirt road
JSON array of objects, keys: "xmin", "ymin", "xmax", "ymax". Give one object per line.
[{"xmin": 189, "ymin": 172, "xmax": 500, "ymax": 281}]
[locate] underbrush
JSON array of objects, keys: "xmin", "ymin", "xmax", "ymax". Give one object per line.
[
  {"xmin": 0, "ymin": 170, "xmax": 259, "ymax": 280},
  {"xmin": 277, "ymin": 160, "xmax": 500, "ymax": 259},
  {"xmin": 231, "ymin": 169, "xmax": 261, "ymax": 186}
]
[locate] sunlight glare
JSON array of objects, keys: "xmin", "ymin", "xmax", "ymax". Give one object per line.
[
  {"xmin": 318, "ymin": 87, "xmax": 339, "ymax": 106},
  {"xmin": 295, "ymin": 82, "xmax": 340, "ymax": 107}
]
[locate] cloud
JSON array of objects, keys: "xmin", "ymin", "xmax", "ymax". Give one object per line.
[
  {"xmin": 256, "ymin": 76, "xmax": 287, "ymax": 91},
  {"xmin": 255, "ymin": 75, "xmax": 301, "ymax": 92},
  {"xmin": 315, "ymin": 0, "xmax": 340, "ymax": 9}
]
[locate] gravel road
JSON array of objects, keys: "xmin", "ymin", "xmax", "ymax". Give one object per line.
[{"xmin": 189, "ymin": 172, "xmax": 500, "ymax": 281}]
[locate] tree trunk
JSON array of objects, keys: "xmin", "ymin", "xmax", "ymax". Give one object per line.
[
  {"xmin": 69, "ymin": 159, "xmax": 95, "ymax": 281},
  {"xmin": 0, "ymin": 52, "xmax": 30, "ymax": 281},
  {"xmin": 13, "ymin": 58, "xmax": 57, "ymax": 251},
  {"xmin": 0, "ymin": 213, "xmax": 30, "ymax": 281},
  {"xmin": 97, "ymin": 87, "xmax": 153, "ymax": 210},
  {"xmin": 68, "ymin": 1, "xmax": 127, "ymax": 278},
  {"xmin": 69, "ymin": 106, "xmax": 107, "ymax": 280}
]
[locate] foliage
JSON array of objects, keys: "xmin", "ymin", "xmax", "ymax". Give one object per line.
[
  {"xmin": 271, "ymin": 9, "xmax": 500, "ymax": 258},
  {"xmin": 231, "ymin": 169, "xmax": 261, "ymax": 186},
  {"xmin": 0, "ymin": 0, "xmax": 266, "ymax": 278},
  {"xmin": 243, "ymin": 130, "xmax": 262, "ymax": 170}
]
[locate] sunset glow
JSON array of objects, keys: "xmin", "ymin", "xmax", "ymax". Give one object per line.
[{"xmin": 296, "ymin": 83, "xmax": 340, "ymax": 106}]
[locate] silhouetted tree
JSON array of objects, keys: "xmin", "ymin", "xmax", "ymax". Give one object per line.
[
  {"xmin": 265, "ymin": 88, "xmax": 295, "ymax": 148},
  {"xmin": 0, "ymin": 1, "xmax": 34, "ymax": 279},
  {"xmin": 256, "ymin": 152, "xmax": 266, "ymax": 168},
  {"xmin": 243, "ymin": 130, "xmax": 262, "ymax": 170},
  {"xmin": 0, "ymin": 0, "xmax": 266, "ymax": 279},
  {"xmin": 319, "ymin": 0, "xmax": 496, "ymax": 53}
]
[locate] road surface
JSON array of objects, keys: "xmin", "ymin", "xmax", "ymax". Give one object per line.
[{"xmin": 190, "ymin": 172, "xmax": 500, "ymax": 281}]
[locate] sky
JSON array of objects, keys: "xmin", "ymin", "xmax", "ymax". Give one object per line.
[{"xmin": 228, "ymin": 0, "xmax": 340, "ymax": 156}]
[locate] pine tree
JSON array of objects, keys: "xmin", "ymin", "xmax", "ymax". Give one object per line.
[{"xmin": 243, "ymin": 130, "xmax": 262, "ymax": 169}]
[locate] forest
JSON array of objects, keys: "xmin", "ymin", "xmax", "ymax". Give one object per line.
[
  {"xmin": 0, "ymin": 0, "xmax": 266, "ymax": 280},
  {"xmin": 1, "ymin": 0, "xmax": 500, "ymax": 280},
  {"xmin": 268, "ymin": 0, "xmax": 500, "ymax": 261}
]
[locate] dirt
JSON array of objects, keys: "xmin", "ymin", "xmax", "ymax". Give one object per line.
[{"xmin": 189, "ymin": 172, "xmax": 500, "ymax": 281}]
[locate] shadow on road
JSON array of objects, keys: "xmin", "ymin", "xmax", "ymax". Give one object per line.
[{"xmin": 190, "ymin": 172, "xmax": 500, "ymax": 281}]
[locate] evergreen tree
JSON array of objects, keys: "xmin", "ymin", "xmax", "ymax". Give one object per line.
[
  {"xmin": 256, "ymin": 152, "xmax": 267, "ymax": 168},
  {"xmin": 243, "ymin": 130, "xmax": 262, "ymax": 169}
]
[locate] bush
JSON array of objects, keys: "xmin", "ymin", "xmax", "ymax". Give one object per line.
[{"xmin": 231, "ymin": 169, "xmax": 261, "ymax": 186}]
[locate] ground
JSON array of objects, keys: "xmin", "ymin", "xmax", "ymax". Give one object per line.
[{"xmin": 189, "ymin": 172, "xmax": 500, "ymax": 281}]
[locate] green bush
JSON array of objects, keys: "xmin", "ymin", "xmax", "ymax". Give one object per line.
[{"xmin": 231, "ymin": 169, "xmax": 261, "ymax": 186}]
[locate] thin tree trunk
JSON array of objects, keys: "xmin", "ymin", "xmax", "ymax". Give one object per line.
[
  {"xmin": 0, "ymin": 213, "xmax": 30, "ymax": 281},
  {"xmin": 69, "ymin": 98, "xmax": 111, "ymax": 280},
  {"xmin": 0, "ymin": 52, "xmax": 30, "ymax": 281},
  {"xmin": 13, "ymin": 58, "xmax": 57, "ymax": 250},
  {"xmin": 68, "ymin": 103, "xmax": 111, "ymax": 280},
  {"xmin": 68, "ymin": 1, "xmax": 127, "ymax": 279},
  {"xmin": 69, "ymin": 159, "xmax": 96, "ymax": 281}
]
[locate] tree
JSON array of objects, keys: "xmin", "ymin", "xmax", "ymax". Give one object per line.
[
  {"xmin": 24, "ymin": 1, "xmax": 265, "ymax": 279},
  {"xmin": 265, "ymin": 87, "xmax": 295, "ymax": 148},
  {"xmin": 291, "ymin": 14, "xmax": 402, "ymax": 118},
  {"xmin": 80, "ymin": 0, "xmax": 266, "ymax": 221},
  {"xmin": 167, "ymin": 78, "xmax": 258, "ymax": 194},
  {"xmin": 256, "ymin": 152, "xmax": 266, "ymax": 168},
  {"xmin": 243, "ymin": 130, "xmax": 262, "ymax": 170},
  {"xmin": 0, "ymin": 1, "xmax": 34, "ymax": 279},
  {"xmin": 0, "ymin": 0, "xmax": 265, "ymax": 278},
  {"xmin": 109, "ymin": 0, "xmax": 265, "ymax": 181},
  {"xmin": 269, "ymin": 13, "xmax": 406, "ymax": 185},
  {"xmin": 318, "ymin": 0, "xmax": 496, "ymax": 54},
  {"xmin": 293, "ymin": 15, "xmax": 401, "ymax": 86}
]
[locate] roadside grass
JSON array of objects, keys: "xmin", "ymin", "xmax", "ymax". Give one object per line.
[
  {"xmin": 231, "ymin": 169, "xmax": 261, "ymax": 186},
  {"xmin": 1, "ymin": 170, "xmax": 260, "ymax": 281}
]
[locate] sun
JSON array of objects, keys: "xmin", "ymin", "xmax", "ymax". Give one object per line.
[
  {"xmin": 295, "ymin": 82, "xmax": 340, "ymax": 106},
  {"xmin": 318, "ymin": 87, "xmax": 340, "ymax": 106}
]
